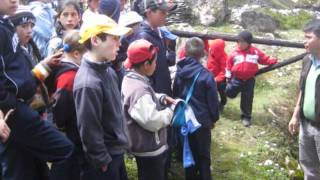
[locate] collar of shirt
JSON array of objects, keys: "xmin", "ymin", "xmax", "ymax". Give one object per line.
[{"xmin": 310, "ymin": 55, "xmax": 320, "ymax": 69}]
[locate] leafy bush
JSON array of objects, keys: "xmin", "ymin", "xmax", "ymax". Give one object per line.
[{"xmin": 263, "ymin": 9, "xmax": 313, "ymax": 30}]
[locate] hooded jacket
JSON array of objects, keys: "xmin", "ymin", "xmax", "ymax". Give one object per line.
[
  {"xmin": 207, "ymin": 39, "xmax": 227, "ymax": 83},
  {"xmin": 173, "ymin": 57, "xmax": 219, "ymax": 128}
]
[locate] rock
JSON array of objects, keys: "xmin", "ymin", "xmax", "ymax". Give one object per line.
[
  {"xmin": 240, "ymin": 11, "xmax": 278, "ymax": 33},
  {"xmin": 175, "ymin": 0, "xmax": 230, "ymax": 26}
]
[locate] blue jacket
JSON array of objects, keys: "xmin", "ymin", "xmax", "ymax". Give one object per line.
[
  {"xmin": 173, "ymin": 57, "xmax": 219, "ymax": 128},
  {"xmin": 134, "ymin": 21, "xmax": 175, "ymax": 95},
  {"xmin": 29, "ymin": 1, "xmax": 56, "ymax": 58},
  {"xmin": 0, "ymin": 17, "xmax": 37, "ymax": 110}
]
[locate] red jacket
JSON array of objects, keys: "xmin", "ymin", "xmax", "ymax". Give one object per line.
[
  {"xmin": 207, "ymin": 39, "xmax": 227, "ymax": 83},
  {"xmin": 226, "ymin": 45, "xmax": 277, "ymax": 81}
]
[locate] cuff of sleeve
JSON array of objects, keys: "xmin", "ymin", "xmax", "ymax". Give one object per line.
[
  {"xmin": 225, "ymin": 70, "xmax": 232, "ymax": 78},
  {"xmin": 32, "ymin": 63, "xmax": 52, "ymax": 81}
]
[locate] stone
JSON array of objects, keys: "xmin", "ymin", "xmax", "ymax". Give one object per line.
[{"xmin": 240, "ymin": 11, "xmax": 278, "ymax": 32}]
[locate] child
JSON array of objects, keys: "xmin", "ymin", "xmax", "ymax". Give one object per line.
[
  {"xmin": 173, "ymin": 37, "xmax": 219, "ymax": 180},
  {"xmin": 115, "ymin": 11, "xmax": 143, "ymax": 84},
  {"xmin": 225, "ymin": 31, "xmax": 277, "ymax": 127},
  {"xmin": 29, "ymin": 0, "xmax": 56, "ymax": 58},
  {"xmin": 50, "ymin": 30, "xmax": 86, "ymax": 180},
  {"xmin": 134, "ymin": 0, "xmax": 176, "ymax": 95},
  {"xmin": 47, "ymin": 0, "xmax": 81, "ymax": 56},
  {"xmin": 9, "ymin": 6, "xmax": 50, "ymax": 115},
  {"xmin": 122, "ymin": 39, "xmax": 175, "ymax": 180},
  {"xmin": 207, "ymin": 39, "xmax": 228, "ymax": 111},
  {"xmin": 0, "ymin": 1, "xmax": 73, "ymax": 179},
  {"xmin": 74, "ymin": 13, "xmax": 131, "ymax": 179}
]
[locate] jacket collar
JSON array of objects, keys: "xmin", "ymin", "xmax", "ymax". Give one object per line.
[{"xmin": 83, "ymin": 57, "xmax": 111, "ymax": 71}]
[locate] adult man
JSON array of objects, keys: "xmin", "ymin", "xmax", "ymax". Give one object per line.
[{"xmin": 289, "ymin": 20, "xmax": 320, "ymax": 179}]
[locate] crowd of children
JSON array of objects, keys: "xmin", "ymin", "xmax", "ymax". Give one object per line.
[{"xmin": 0, "ymin": 0, "xmax": 283, "ymax": 180}]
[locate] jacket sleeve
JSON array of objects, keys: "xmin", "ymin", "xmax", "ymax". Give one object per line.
[
  {"xmin": 74, "ymin": 86, "xmax": 112, "ymax": 168},
  {"xmin": 256, "ymin": 48, "xmax": 277, "ymax": 65},
  {"xmin": 52, "ymin": 71, "xmax": 76, "ymax": 129},
  {"xmin": 129, "ymin": 94, "xmax": 173, "ymax": 132},
  {"xmin": 226, "ymin": 53, "xmax": 235, "ymax": 78},
  {"xmin": 206, "ymin": 74, "xmax": 219, "ymax": 123},
  {"xmin": 0, "ymin": 52, "xmax": 17, "ymax": 110}
]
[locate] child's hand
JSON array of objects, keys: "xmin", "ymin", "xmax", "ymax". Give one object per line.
[
  {"xmin": 43, "ymin": 50, "xmax": 64, "ymax": 68},
  {"xmin": 0, "ymin": 109, "xmax": 14, "ymax": 143},
  {"xmin": 163, "ymin": 96, "xmax": 176, "ymax": 105}
]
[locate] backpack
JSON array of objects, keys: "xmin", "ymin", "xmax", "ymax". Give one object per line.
[{"xmin": 172, "ymin": 71, "xmax": 201, "ymax": 128}]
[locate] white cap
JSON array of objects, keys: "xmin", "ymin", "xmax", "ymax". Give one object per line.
[{"xmin": 119, "ymin": 11, "xmax": 143, "ymax": 27}]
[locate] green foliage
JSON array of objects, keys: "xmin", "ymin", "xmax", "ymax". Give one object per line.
[{"xmin": 263, "ymin": 9, "xmax": 313, "ymax": 30}]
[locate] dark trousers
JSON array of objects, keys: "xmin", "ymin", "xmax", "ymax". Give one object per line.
[
  {"xmin": 135, "ymin": 151, "xmax": 168, "ymax": 180},
  {"xmin": 185, "ymin": 127, "xmax": 212, "ymax": 180},
  {"xmin": 50, "ymin": 144, "xmax": 84, "ymax": 180},
  {"xmin": 80, "ymin": 154, "xmax": 128, "ymax": 180},
  {"xmin": 0, "ymin": 101, "xmax": 74, "ymax": 180},
  {"xmin": 225, "ymin": 77, "xmax": 255, "ymax": 120},
  {"xmin": 217, "ymin": 81, "xmax": 227, "ymax": 106}
]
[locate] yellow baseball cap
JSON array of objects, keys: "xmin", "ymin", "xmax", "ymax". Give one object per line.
[{"xmin": 79, "ymin": 13, "xmax": 132, "ymax": 44}]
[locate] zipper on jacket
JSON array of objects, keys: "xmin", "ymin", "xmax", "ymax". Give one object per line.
[{"xmin": 155, "ymin": 131, "xmax": 160, "ymax": 145}]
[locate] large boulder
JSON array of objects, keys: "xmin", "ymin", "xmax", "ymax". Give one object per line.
[
  {"xmin": 240, "ymin": 11, "xmax": 278, "ymax": 32},
  {"xmin": 169, "ymin": 0, "xmax": 230, "ymax": 26}
]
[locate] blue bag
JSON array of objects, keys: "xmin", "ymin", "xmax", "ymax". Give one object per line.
[{"xmin": 172, "ymin": 71, "xmax": 201, "ymax": 128}]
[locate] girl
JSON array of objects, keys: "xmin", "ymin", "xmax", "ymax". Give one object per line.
[
  {"xmin": 47, "ymin": 0, "xmax": 81, "ymax": 56},
  {"xmin": 49, "ymin": 30, "xmax": 86, "ymax": 180}
]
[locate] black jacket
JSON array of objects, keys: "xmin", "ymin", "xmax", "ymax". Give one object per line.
[
  {"xmin": 299, "ymin": 55, "xmax": 320, "ymax": 127},
  {"xmin": 0, "ymin": 17, "xmax": 37, "ymax": 111},
  {"xmin": 73, "ymin": 58, "xmax": 128, "ymax": 169}
]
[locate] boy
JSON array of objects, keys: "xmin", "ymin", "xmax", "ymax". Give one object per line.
[
  {"xmin": 122, "ymin": 39, "xmax": 175, "ymax": 180},
  {"xmin": 134, "ymin": 0, "xmax": 176, "ymax": 95},
  {"xmin": 74, "ymin": 13, "xmax": 131, "ymax": 179},
  {"xmin": 225, "ymin": 31, "xmax": 277, "ymax": 127},
  {"xmin": 134, "ymin": 1, "xmax": 177, "ymax": 176},
  {"xmin": 173, "ymin": 37, "xmax": 219, "ymax": 180},
  {"xmin": 0, "ymin": 1, "xmax": 73, "ymax": 179}
]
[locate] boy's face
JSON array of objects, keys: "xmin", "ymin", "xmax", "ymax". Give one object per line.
[
  {"xmin": 237, "ymin": 39, "xmax": 250, "ymax": 51},
  {"xmin": 16, "ymin": 23, "xmax": 34, "ymax": 46},
  {"xmin": 58, "ymin": 5, "xmax": 80, "ymax": 31},
  {"xmin": 304, "ymin": 31, "xmax": 320, "ymax": 55},
  {"xmin": 144, "ymin": 56, "xmax": 157, "ymax": 76},
  {"xmin": 95, "ymin": 35, "xmax": 121, "ymax": 61},
  {"xmin": 0, "ymin": 0, "xmax": 18, "ymax": 16},
  {"xmin": 147, "ymin": 9, "xmax": 168, "ymax": 27}
]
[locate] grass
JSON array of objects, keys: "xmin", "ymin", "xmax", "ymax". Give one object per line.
[{"xmin": 125, "ymin": 25, "xmax": 306, "ymax": 179}]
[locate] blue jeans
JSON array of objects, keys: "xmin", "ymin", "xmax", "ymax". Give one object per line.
[{"xmin": 0, "ymin": 101, "xmax": 74, "ymax": 180}]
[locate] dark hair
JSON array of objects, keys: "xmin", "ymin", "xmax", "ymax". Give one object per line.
[
  {"xmin": 83, "ymin": 33, "xmax": 108, "ymax": 50},
  {"xmin": 304, "ymin": 19, "xmax": 320, "ymax": 38},
  {"xmin": 132, "ymin": 53, "xmax": 157, "ymax": 69},
  {"xmin": 185, "ymin": 37, "xmax": 205, "ymax": 59},
  {"xmin": 55, "ymin": 0, "xmax": 81, "ymax": 36}
]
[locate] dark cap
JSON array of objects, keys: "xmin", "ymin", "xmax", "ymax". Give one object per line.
[
  {"xmin": 237, "ymin": 30, "xmax": 253, "ymax": 44},
  {"xmin": 136, "ymin": 0, "xmax": 177, "ymax": 15}
]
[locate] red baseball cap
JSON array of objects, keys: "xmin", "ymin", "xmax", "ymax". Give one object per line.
[{"xmin": 124, "ymin": 39, "xmax": 158, "ymax": 69}]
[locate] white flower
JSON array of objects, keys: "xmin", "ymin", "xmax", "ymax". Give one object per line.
[{"xmin": 264, "ymin": 160, "xmax": 273, "ymax": 166}]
